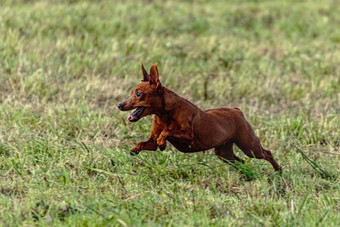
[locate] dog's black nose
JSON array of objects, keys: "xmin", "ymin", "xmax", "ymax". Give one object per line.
[{"xmin": 117, "ymin": 103, "xmax": 124, "ymax": 110}]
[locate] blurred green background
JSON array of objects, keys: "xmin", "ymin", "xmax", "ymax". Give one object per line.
[{"xmin": 0, "ymin": 0, "xmax": 339, "ymax": 226}]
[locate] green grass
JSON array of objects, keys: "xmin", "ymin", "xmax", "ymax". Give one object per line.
[{"xmin": 0, "ymin": 0, "xmax": 339, "ymax": 226}]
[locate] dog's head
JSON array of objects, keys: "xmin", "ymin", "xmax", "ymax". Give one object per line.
[{"xmin": 117, "ymin": 62, "xmax": 164, "ymax": 122}]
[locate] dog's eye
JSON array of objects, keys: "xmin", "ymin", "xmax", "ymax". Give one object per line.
[{"xmin": 136, "ymin": 92, "xmax": 142, "ymax": 97}]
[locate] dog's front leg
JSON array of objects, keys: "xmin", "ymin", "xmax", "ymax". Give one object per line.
[
  {"xmin": 157, "ymin": 128, "xmax": 194, "ymax": 151},
  {"xmin": 156, "ymin": 130, "xmax": 168, "ymax": 151},
  {"xmin": 130, "ymin": 116, "xmax": 164, "ymax": 155},
  {"xmin": 157, "ymin": 116, "xmax": 195, "ymax": 149},
  {"xmin": 131, "ymin": 138, "xmax": 158, "ymax": 155}
]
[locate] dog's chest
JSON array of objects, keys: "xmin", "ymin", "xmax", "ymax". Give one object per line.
[{"xmin": 166, "ymin": 119, "xmax": 182, "ymax": 130}]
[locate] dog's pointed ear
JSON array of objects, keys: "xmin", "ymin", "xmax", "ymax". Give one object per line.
[
  {"xmin": 149, "ymin": 62, "xmax": 161, "ymax": 89},
  {"xmin": 141, "ymin": 61, "xmax": 149, "ymax": 82}
]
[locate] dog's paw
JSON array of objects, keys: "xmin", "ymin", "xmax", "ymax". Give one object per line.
[
  {"xmin": 130, "ymin": 149, "xmax": 140, "ymax": 156},
  {"xmin": 159, "ymin": 143, "xmax": 167, "ymax": 151},
  {"xmin": 130, "ymin": 142, "xmax": 144, "ymax": 156},
  {"xmin": 157, "ymin": 141, "xmax": 167, "ymax": 151}
]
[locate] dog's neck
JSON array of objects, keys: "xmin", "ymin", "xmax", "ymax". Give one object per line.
[
  {"xmin": 163, "ymin": 87, "xmax": 198, "ymax": 112},
  {"xmin": 152, "ymin": 87, "xmax": 180, "ymax": 119},
  {"xmin": 162, "ymin": 87, "xmax": 182, "ymax": 111},
  {"xmin": 153, "ymin": 86, "xmax": 200, "ymax": 121}
]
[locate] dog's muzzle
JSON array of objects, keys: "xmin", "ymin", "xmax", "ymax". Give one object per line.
[{"xmin": 117, "ymin": 103, "xmax": 124, "ymax": 110}]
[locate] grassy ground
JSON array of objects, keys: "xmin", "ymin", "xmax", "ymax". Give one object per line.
[{"xmin": 0, "ymin": 0, "xmax": 339, "ymax": 226}]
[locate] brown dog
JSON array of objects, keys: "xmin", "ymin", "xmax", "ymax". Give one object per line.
[{"xmin": 118, "ymin": 63, "xmax": 281, "ymax": 172}]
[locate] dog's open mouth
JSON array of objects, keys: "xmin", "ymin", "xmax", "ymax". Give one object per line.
[{"xmin": 128, "ymin": 106, "xmax": 145, "ymax": 122}]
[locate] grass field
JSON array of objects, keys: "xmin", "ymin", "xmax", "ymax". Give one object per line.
[{"xmin": 0, "ymin": 0, "xmax": 339, "ymax": 226}]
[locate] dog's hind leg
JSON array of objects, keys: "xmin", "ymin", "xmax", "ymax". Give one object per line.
[
  {"xmin": 236, "ymin": 137, "xmax": 281, "ymax": 172},
  {"xmin": 262, "ymin": 147, "xmax": 282, "ymax": 172},
  {"xmin": 214, "ymin": 142, "xmax": 244, "ymax": 164}
]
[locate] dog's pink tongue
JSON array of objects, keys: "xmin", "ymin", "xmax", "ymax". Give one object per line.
[{"xmin": 128, "ymin": 114, "xmax": 136, "ymax": 121}]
